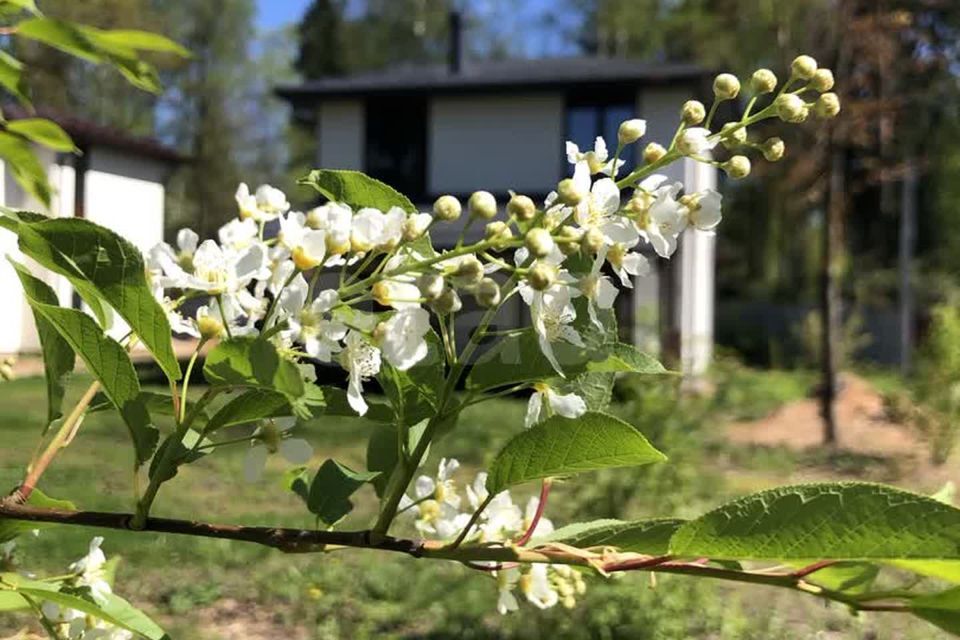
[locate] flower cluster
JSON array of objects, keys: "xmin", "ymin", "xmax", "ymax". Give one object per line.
[
  {"xmin": 38, "ymin": 537, "xmax": 133, "ymax": 639},
  {"xmin": 399, "ymin": 458, "xmax": 584, "ymax": 613}
]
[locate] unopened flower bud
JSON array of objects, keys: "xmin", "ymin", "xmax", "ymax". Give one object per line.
[
  {"xmin": 813, "ymin": 92, "xmax": 841, "ymax": 119},
  {"xmin": 681, "ymin": 100, "xmax": 706, "ymax": 125},
  {"xmin": 643, "ymin": 142, "xmax": 667, "ymax": 164},
  {"xmin": 431, "ymin": 287, "xmax": 462, "ymax": 314},
  {"xmin": 811, "ymin": 68, "xmax": 834, "ymax": 92},
  {"xmin": 720, "ymin": 122, "xmax": 747, "ymax": 149},
  {"xmin": 791, "ymin": 55, "xmax": 818, "ymax": 80},
  {"xmin": 485, "ymin": 220, "xmax": 513, "ymax": 247},
  {"xmin": 433, "ymin": 195, "xmax": 462, "ymax": 222},
  {"xmin": 761, "ymin": 137, "xmax": 785, "ymax": 162},
  {"xmin": 750, "ymin": 68, "xmax": 777, "ymax": 94},
  {"xmin": 617, "ymin": 118, "xmax": 646, "ymax": 145},
  {"xmin": 417, "ymin": 273, "xmax": 444, "ymax": 301},
  {"xmin": 723, "ymin": 155, "xmax": 752, "ymax": 179},
  {"xmin": 775, "ymin": 93, "xmax": 808, "ymax": 123},
  {"xmin": 474, "ymin": 278, "xmax": 501, "ymax": 308},
  {"xmin": 557, "ymin": 178, "xmax": 585, "ymax": 206},
  {"xmin": 197, "ymin": 314, "xmax": 224, "ymax": 340},
  {"xmin": 527, "ymin": 263, "xmax": 556, "ymax": 291},
  {"xmin": 525, "ymin": 227, "xmax": 555, "ymax": 258},
  {"xmin": 453, "ymin": 255, "xmax": 485, "ymax": 286},
  {"xmin": 402, "ymin": 214, "xmax": 431, "ymax": 242},
  {"xmin": 468, "ymin": 190, "xmax": 498, "ymax": 220},
  {"xmin": 713, "ymin": 73, "xmax": 741, "ymax": 100},
  {"xmin": 581, "ymin": 227, "xmax": 605, "ymax": 255},
  {"xmin": 507, "ymin": 194, "xmax": 536, "ymax": 221}
]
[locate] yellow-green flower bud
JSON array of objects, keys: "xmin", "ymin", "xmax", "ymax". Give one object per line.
[
  {"xmin": 453, "ymin": 255, "xmax": 485, "ymax": 286},
  {"xmin": 713, "ymin": 73, "xmax": 741, "ymax": 100},
  {"xmin": 811, "ymin": 68, "xmax": 834, "ymax": 92},
  {"xmin": 761, "ymin": 137, "xmax": 785, "ymax": 162},
  {"xmin": 681, "ymin": 100, "xmax": 706, "ymax": 125},
  {"xmin": 507, "ymin": 194, "xmax": 536, "ymax": 221},
  {"xmin": 750, "ymin": 68, "xmax": 777, "ymax": 94},
  {"xmin": 720, "ymin": 122, "xmax": 747, "ymax": 150},
  {"xmin": 775, "ymin": 93, "xmax": 809, "ymax": 123},
  {"xmin": 555, "ymin": 225, "xmax": 582, "ymax": 255},
  {"xmin": 433, "ymin": 195, "xmax": 462, "ymax": 222},
  {"xmin": 431, "ymin": 287, "xmax": 462, "ymax": 314},
  {"xmin": 643, "ymin": 142, "xmax": 667, "ymax": 164},
  {"xmin": 474, "ymin": 278, "xmax": 501, "ymax": 308},
  {"xmin": 791, "ymin": 55, "xmax": 818, "ymax": 80},
  {"xmin": 468, "ymin": 190, "xmax": 498, "ymax": 220},
  {"xmin": 813, "ymin": 92, "xmax": 841, "ymax": 119},
  {"xmin": 581, "ymin": 227, "xmax": 605, "ymax": 255},
  {"xmin": 557, "ymin": 178, "xmax": 585, "ymax": 206},
  {"xmin": 723, "ymin": 155, "xmax": 751, "ymax": 179},
  {"xmin": 197, "ymin": 314, "xmax": 224, "ymax": 340},
  {"xmin": 527, "ymin": 263, "xmax": 556, "ymax": 291},
  {"xmin": 617, "ymin": 118, "xmax": 646, "ymax": 145},
  {"xmin": 525, "ymin": 227, "xmax": 555, "ymax": 258},
  {"xmin": 485, "ymin": 220, "xmax": 513, "ymax": 246},
  {"xmin": 417, "ymin": 273, "xmax": 444, "ymax": 301}
]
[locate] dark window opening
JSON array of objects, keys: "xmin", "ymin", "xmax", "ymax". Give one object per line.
[
  {"xmin": 564, "ymin": 89, "xmax": 638, "ymax": 177},
  {"xmin": 364, "ymin": 97, "xmax": 427, "ymax": 201}
]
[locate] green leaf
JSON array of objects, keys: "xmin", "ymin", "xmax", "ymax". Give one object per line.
[
  {"xmin": 206, "ymin": 389, "xmax": 291, "ymax": 432},
  {"xmin": 86, "ymin": 29, "xmax": 190, "ymax": 58},
  {"xmin": 9, "ymin": 259, "xmax": 74, "ymax": 426},
  {"xmin": 0, "ymin": 131, "xmax": 50, "ymax": 206},
  {"xmin": 14, "ymin": 217, "xmax": 180, "ymax": 381},
  {"xmin": 801, "ymin": 562, "xmax": 879, "ymax": 595},
  {"xmin": 299, "ymin": 169, "xmax": 416, "ymax": 213},
  {"xmin": 0, "ymin": 489, "xmax": 74, "ymax": 543},
  {"xmin": 912, "ymin": 587, "xmax": 960, "ymax": 635},
  {"xmin": 14, "ymin": 263, "xmax": 157, "ymax": 463},
  {"xmin": 0, "ymin": 589, "xmax": 27, "ymax": 611},
  {"xmin": 315, "ymin": 386, "xmax": 392, "ymax": 423},
  {"xmin": 366, "ymin": 425, "xmax": 398, "ymax": 498},
  {"xmin": 671, "ymin": 483, "xmax": 960, "ymax": 561},
  {"xmin": 306, "ymin": 459, "xmax": 380, "ymax": 526},
  {"xmin": 7, "ymin": 118, "xmax": 76, "ymax": 152},
  {"xmin": 485, "ymin": 412, "xmax": 667, "ymax": 494},
  {"xmin": 0, "ymin": 51, "xmax": 29, "ymax": 105},
  {"xmin": 0, "ymin": 0, "xmax": 39, "ymax": 16},
  {"xmin": 537, "ymin": 518, "xmax": 685, "ymax": 555},
  {"xmin": 586, "ymin": 343, "xmax": 669, "ymax": 374},
  {"xmin": 0, "ymin": 573, "xmax": 169, "ymax": 639},
  {"xmin": 15, "ymin": 18, "xmax": 101, "ymax": 62},
  {"xmin": 467, "ymin": 330, "xmax": 593, "ymax": 391},
  {"xmin": 203, "ymin": 337, "xmax": 304, "ymax": 402}
]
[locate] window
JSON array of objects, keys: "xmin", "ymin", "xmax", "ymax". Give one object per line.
[
  {"xmin": 565, "ymin": 93, "xmax": 637, "ymax": 175},
  {"xmin": 364, "ymin": 97, "xmax": 427, "ymax": 200}
]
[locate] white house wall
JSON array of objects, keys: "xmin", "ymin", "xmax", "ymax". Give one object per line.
[
  {"xmin": 317, "ymin": 100, "xmax": 364, "ymax": 170},
  {"xmin": 428, "ymin": 94, "xmax": 564, "ymax": 195}
]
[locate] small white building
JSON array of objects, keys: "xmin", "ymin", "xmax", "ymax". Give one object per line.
[
  {"xmin": 0, "ymin": 113, "xmax": 182, "ymax": 354},
  {"xmin": 277, "ymin": 56, "xmax": 719, "ymax": 375}
]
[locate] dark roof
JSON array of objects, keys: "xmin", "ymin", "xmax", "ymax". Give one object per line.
[
  {"xmin": 276, "ymin": 56, "xmax": 708, "ymax": 101},
  {"xmin": 7, "ymin": 106, "xmax": 186, "ymax": 164}
]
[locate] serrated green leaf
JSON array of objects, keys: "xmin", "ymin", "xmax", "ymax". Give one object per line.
[
  {"xmin": 0, "ymin": 489, "xmax": 75, "ymax": 543},
  {"xmin": 299, "ymin": 169, "xmax": 416, "ymax": 213},
  {"xmin": 0, "ymin": 51, "xmax": 28, "ymax": 105},
  {"xmin": 14, "ymin": 217, "xmax": 180, "ymax": 382},
  {"xmin": 203, "ymin": 337, "xmax": 305, "ymax": 402},
  {"xmin": 7, "ymin": 118, "xmax": 76, "ymax": 152},
  {"xmin": 316, "ymin": 386, "xmax": 392, "ymax": 423},
  {"xmin": 306, "ymin": 459, "xmax": 380, "ymax": 526},
  {"xmin": 0, "ymin": 131, "xmax": 50, "ymax": 206},
  {"xmin": 911, "ymin": 587, "xmax": 960, "ymax": 635},
  {"xmin": 8, "ymin": 259, "xmax": 74, "ymax": 427},
  {"xmin": 671, "ymin": 483, "xmax": 960, "ymax": 562},
  {"xmin": 467, "ymin": 330, "xmax": 594, "ymax": 391},
  {"xmin": 13, "ymin": 261, "xmax": 157, "ymax": 463},
  {"xmin": 485, "ymin": 412, "xmax": 666, "ymax": 494},
  {"xmin": 537, "ymin": 518, "xmax": 685, "ymax": 555},
  {"xmin": 0, "ymin": 573, "xmax": 169, "ymax": 639},
  {"xmin": 586, "ymin": 343, "xmax": 668, "ymax": 374},
  {"xmin": 206, "ymin": 389, "xmax": 291, "ymax": 432},
  {"xmin": 85, "ymin": 29, "xmax": 190, "ymax": 58}
]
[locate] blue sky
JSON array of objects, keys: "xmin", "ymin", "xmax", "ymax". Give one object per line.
[{"xmin": 256, "ymin": 0, "xmax": 312, "ymax": 30}]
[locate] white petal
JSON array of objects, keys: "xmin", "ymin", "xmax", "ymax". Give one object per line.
[
  {"xmin": 279, "ymin": 438, "xmax": 313, "ymax": 465},
  {"xmin": 590, "ymin": 178, "xmax": 620, "ymax": 216},
  {"xmin": 415, "ymin": 475, "xmax": 436, "ymax": 499},
  {"xmin": 347, "ymin": 369, "xmax": 369, "ymax": 416},
  {"xmin": 595, "ymin": 278, "xmax": 618, "ymax": 309},
  {"xmin": 243, "ymin": 445, "xmax": 269, "ymax": 483},
  {"xmin": 177, "ymin": 228, "xmax": 199, "ymax": 254},
  {"xmin": 547, "ymin": 390, "xmax": 586, "ymax": 419},
  {"xmin": 525, "ymin": 392, "xmax": 543, "ymax": 429}
]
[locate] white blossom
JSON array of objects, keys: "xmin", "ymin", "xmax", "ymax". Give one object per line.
[
  {"xmin": 339, "ymin": 331, "xmax": 382, "ymax": 416},
  {"xmin": 379, "ymin": 308, "xmax": 431, "ymax": 371},
  {"xmin": 243, "ymin": 418, "xmax": 313, "ymax": 483},
  {"xmin": 525, "ymin": 384, "xmax": 587, "ymax": 428}
]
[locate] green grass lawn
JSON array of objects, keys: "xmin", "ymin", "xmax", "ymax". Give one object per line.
[{"xmin": 0, "ymin": 372, "xmax": 950, "ymax": 639}]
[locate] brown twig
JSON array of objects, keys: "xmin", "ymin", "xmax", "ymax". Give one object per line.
[{"xmin": 514, "ymin": 479, "xmax": 551, "ymax": 547}]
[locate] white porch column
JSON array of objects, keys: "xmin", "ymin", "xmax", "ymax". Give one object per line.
[{"xmin": 676, "ymin": 157, "xmax": 717, "ymax": 378}]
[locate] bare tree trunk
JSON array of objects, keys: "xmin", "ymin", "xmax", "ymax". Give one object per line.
[
  {"xmin": 820, "ymin": 148, "xmax": 845, "ymax": 445},
  {"xmin": 899, "ymin": 162, "xmax": 917, "ymax": 374}
]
